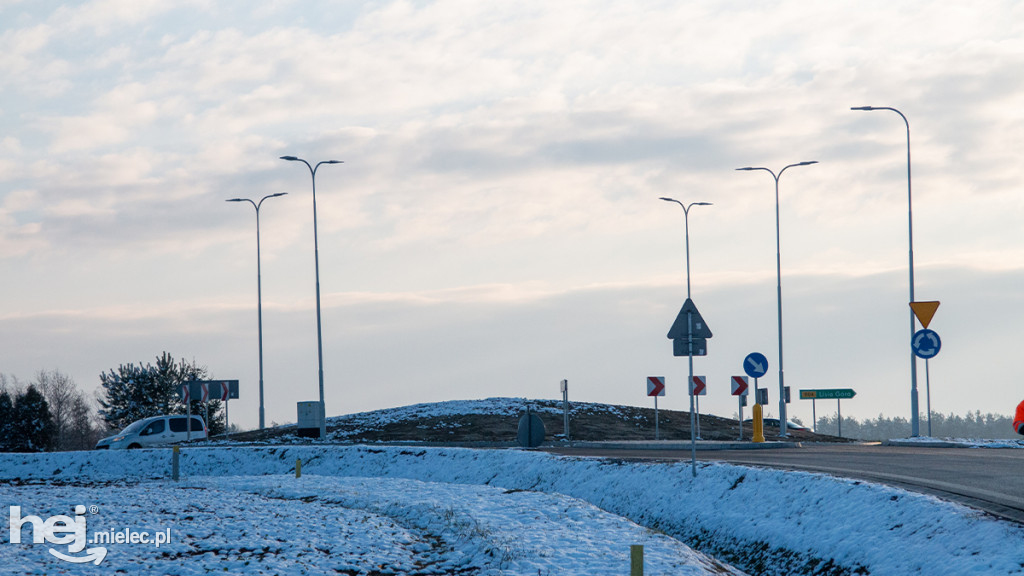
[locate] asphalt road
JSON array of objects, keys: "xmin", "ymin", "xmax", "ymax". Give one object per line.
[{"xmin": 544, "ymin": 443, "xmax": 1024, "ymax": 524}]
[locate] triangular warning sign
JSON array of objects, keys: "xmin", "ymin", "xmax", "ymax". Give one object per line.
[
  {"xmin": 910, "ymin": 301, "xmax": 940, "ymax": 329},
  {"xmin": 667, "ymin": 298, "xmax": 713, "ymax": 339}
]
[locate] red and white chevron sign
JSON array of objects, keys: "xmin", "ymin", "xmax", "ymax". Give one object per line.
[
  {"xmin": 731, "ymin": 375, "xmax": 749, "ymax": 396},
  {"xmin": 647, "ymin": 376, "xmax": 666, "ymax": 397},
  {"xmin": 200, "ymin": 382, "xmax": 209, "ymax": 403},
  {"xmin": 181, "ymin": 384, "xmax": 190, "ymax": 403},
  {"xmin": 220, "ymin": 381, "xmax": 230, "ymax": 402},
  {"xmin": 689, "ymin": 375, "xmax": 707, "ymax": 396}
]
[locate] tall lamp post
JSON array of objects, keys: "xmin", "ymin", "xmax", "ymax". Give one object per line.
[
  {"xmin": 280, "ymin": 155, "xmax": 342, "ymax": 439},
  {"xmin": 850, "ymin": 105, "xmax": 919, "ymax": 436},
  {"xmin": 660, "ymin": 197, "xmax": 711, "ymax": 472},
  {"xmin": 736, "ymin": 161, "xmax": 817, "ymax": 437},
  {"xmin": 226, "ymin": 192, "xmax": 287, "ymax": 430}
]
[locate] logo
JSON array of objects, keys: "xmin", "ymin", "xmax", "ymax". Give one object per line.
[{"xmin": 8, "ymin": 505, "xmax": 172, "ymax": 565}]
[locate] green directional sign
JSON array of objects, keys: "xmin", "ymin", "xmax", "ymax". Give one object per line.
[{"xmin": 800, "ymin": 389, "xmax": 856, "ymax": 400}]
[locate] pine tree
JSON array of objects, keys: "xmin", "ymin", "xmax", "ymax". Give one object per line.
[
  {"xmin": 97, "ymin": 362, "xmax": 158, "ymax": 432},
  {"xmin": 97, "ymin": 352, "xmax": 223, "ymax": 434},
  {"xmin": 11, "ymin": 385, "xmax": 56, "ymax": 452}
]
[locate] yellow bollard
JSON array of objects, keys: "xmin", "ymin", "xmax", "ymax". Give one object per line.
[
  {"xmin": 630, "ymin": 544, "xmax": 644, "ymax": 576},
  {"xmin": 752, "ymin": 404, "xmax": 765, "ymax": 443},
  {"xmin": 295, "ymin": 458, "xmax": 302, "ymax": 478}
]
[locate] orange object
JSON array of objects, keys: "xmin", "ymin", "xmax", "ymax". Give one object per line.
[{"xmin": 1015, "ymin": 400, "xmax": 1024, "ymax": 435}]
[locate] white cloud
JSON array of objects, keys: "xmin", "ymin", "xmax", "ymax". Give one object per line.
[{"xmin": 2, "ymin": 1, "xmax": 1024, "ymax": 428}]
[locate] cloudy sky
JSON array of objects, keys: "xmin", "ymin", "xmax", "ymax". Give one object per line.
[{"xmin": 2, "ymin": 0, "xmax": 1023, "ymax": 432}]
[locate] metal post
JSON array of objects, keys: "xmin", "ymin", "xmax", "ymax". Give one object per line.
[
  {"xmin": 654, "ymin": 395, "xmax": 659, "ymax": 441},
  {"xmin": 738, "ymin": 396, "xmax": 743, "ymax": 440},
  {"xmin": 688, "ymin": 310, "xmax": 696, "ymax": 477},
  {"xmin": 659, "ymin": 197, "xmax": 710, "ymax": 476},
  {"xmin": 838, "ymin": 399, "xmax": 843, "ymax": 438},
  {"xmin": 812, "ymin": 398, "xmax": 817, "ymax": 433},
  {"xmin": 926, "ymin": 358, "xmax": 932, "ymax": 436},
  {"xmin": 562, "ymin": 379, "xmax": 570, "ymax": 443},
  {"xmin": 736, "ymin": 162, "xmax": 817, "ymax": 437},
  {"xmin": 227, "ymin": 193, "xmax": 286, "ymax": 430},
  {"xmin": 851, "ymin": 106, "xmax": 918, "ymax": 437},
  {"xmin": 281, "ymin": 156, "xmax": 341, "ymax": 439},
  {"xmin": 186, "ymin": 387, "xmax": 192, "ymax": 443},
  {"xmin": 695, "ymin": 392, "xmax": 701, "ymax": 439}
]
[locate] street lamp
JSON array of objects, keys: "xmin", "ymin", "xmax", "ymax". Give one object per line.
[
  {"xmin": 661, "ymin": 197, "xmax": 711, "ymax": 472},
  {"xmin": 851, "ymin": 105, "xmax": 920, "ymax": 437},
  {"xmin": 280, "ymin": 155, "xmax": 342, "ymax": 439},
  {"xmin": 226, "ymin": 193, "xmax": 287, "ymax": 430},
  {"xmin": 736, "ymin": 161, "xmax": 817, "ymax": 437}
]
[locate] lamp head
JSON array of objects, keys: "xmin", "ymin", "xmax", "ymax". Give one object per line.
[
  {"xmin": 850, "ymin": 106, "xmax": 874, "ymax": 111},
  {"xmin": 324, "ymin": 160, "xmax": 343, "ymax": 164},
  {"xmin": 280, "ymin": 156, "xmax": 300, "ymax": 161},
  {"xmin": 659, "ymin": 197, "xmax": 676, "ymax": 202},
  {"xmin": 798, "ymin": 161, "xmax": 819, "ymax": 166},
  {"xmin": 268, "ymin": 192, "xmax": 288, "ymax": 199},
  {"xmin": 694, "ymin": 202, "xmax": 712, "ymax": 206},
  {"xmin": 736, "ymin": 167, "xmax": 756, "ymax": 171},
  {"xmin": 226, "ymin": 198, "xmax": 245, "ymax": 203}
]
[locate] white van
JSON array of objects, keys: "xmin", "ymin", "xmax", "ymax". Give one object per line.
[{"xmin": 95, "ymin": 415, "xmax": 208, "ymax": 449}]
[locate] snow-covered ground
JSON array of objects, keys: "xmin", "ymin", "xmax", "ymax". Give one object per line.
[
  {"xmin": 2, "ymin": 445, "xmax": 1023, "ymax": 575},
  {"xmin": 2, "ymin": 475, "xmax": 737, "ymax": 575},
  {"xmin": 888, "ymin": 436, "xmax": 1024, "ymax": 449}
]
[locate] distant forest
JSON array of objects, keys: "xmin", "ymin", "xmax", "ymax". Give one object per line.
[{"xmin": 807, "ymin": 411, "xmax": 1017, "ymax": 440}]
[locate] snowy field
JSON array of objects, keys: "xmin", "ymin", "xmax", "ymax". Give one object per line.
[{"xmin": 2, "ymin": 445, "xmax": 1023, "ymax": 575}]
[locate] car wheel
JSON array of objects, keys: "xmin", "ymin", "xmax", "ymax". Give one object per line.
[{"xmin": 127, "ymin": 443, "xmax": 142, "ymax": 449}]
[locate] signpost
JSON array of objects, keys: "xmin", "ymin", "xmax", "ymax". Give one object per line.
[
  {"xmin": 731, "ymin": 376, "xmax": 749, "ymax": 439},
  {"xmin": 912, "ymin": 329, "xmax": 941, "ymax": 359},
  {"xmin": 647, "ymin": 376, "xmax": 666, "ymax": 440},
  {"xmin": 743, "ymin": 352, "xmax": 768, "ymax": 410},
  {"xmin": 800, "ymin": 389, "xmax": 856, "ymax": 436},
  {"xmin": 689, "ymin": 375, "xmax": 707, "ymax": 396},
  {"xmin": 909, "ymin": 301, "xmax": 941, "ymax": 437},
  {"xmin": 910, "ymin": 301, "xmax": 940, "ymax": 329},
  {"xmin": 667, "ymin": 298, "xmax": 714, "ymax": 474},
  {"xmin": 178, "ymin": 380, "xmax": 241, "ymax": 439},
  {"xmin": 756, "ymin": 388, "xmax": 768, "ymax": 406},
  {"xmin": 911, "ymin": 301, "xmax": 941, "ymax": 436}
]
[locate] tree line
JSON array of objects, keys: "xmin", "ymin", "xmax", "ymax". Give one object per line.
[
  {"xmin": 0, "ymin": 352, "xmax": 225, "ymax": 452},
  {"xmin": 812, "ymin": 411, "xmax": 1018, "ymax": 440}
]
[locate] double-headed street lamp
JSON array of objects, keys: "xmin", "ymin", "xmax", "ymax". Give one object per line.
[
  {"xmin": 226, "ymin": 192, "xmax": 287, "ymax": 430},
  {"xmin": 851, "ymin": 105, "xmax": 920, "ymax": 437},
  {"xmin": 736, "ymin": 161, "xmax": 817, "ymax": 437},
  {"xmin": 280, "ymin": 155, "xmax": 342, "ymax": 439},
  {"xmin": 659, "ymin": 199, "xmax": 713, "ymax": 300},
  {"xmin": 660, "ymin": 197, "xmax": 711, "ymax": 470}
]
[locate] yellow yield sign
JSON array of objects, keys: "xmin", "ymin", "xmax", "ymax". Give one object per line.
[{"xmin": 910, "ymin": 301, "xmax": 940, "ymax": 329}]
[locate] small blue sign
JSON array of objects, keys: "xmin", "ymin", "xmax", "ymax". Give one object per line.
[
  {"xmin": 912, "ymin": 329, "xmax": 941, "ymax": 359},
  {"xmin": 744, "ymin": 352, "xmax": 769, "ymax": 379}
]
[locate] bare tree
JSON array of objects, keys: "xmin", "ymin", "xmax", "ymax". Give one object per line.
[
  {"xmin": 35, "ymin": 369, "xmax": 100, "ymax": 451},
  {"xmin": 0, "ymin": 373, "xmax": 25, "ymax": 396}
]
